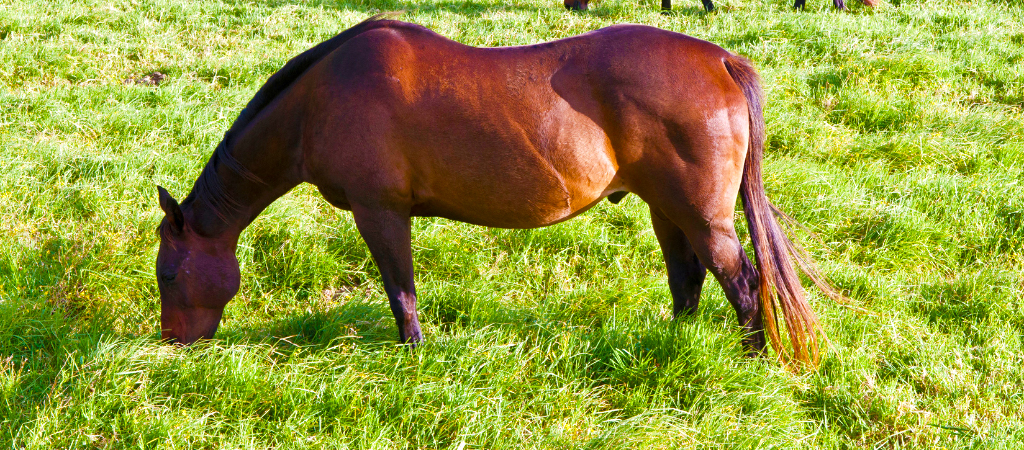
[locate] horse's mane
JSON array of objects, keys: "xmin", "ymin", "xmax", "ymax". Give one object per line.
[
  {"xmin": 181, "ymin": 14, "xmax": 400, "ymax": 219},
  {"xmin": 224, "ymin": 13, "xmax": 399, "ymax": 146}
]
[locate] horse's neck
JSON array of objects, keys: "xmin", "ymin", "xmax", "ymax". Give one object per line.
[{"xmin": 186, "ymin": 136, "xmax": 301, "ymax": 238}]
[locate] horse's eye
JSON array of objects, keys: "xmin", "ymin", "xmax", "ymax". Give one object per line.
[{"xmin": 161, "ymin": 273, "xmax": 177, "ymax": 283}]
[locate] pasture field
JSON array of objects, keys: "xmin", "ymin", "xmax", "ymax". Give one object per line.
[{"xmin": 2, "ymin": 0, "xmax": 1024, "ymax": 447}]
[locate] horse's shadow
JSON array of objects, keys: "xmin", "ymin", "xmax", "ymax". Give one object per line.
[
  {"xmin": 210, "ymin": 294, "xmax": 756, "ymax": 416},
  {"xmin": 1, "ymin": 286, "xmax": 752, "ymax": 440},
  {"xmin": 217, "ymin": 294, "xmax": 400, "ymax": 348}
]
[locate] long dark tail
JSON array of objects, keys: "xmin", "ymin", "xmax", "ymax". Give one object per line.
[{"xmin": 724, "ymin": 55, "xmax": 841, "ymax": 366}]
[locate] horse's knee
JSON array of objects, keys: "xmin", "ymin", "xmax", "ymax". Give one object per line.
[{"xmin": 731, "ymin": 258, "xmax": 760, "ymax": 320}]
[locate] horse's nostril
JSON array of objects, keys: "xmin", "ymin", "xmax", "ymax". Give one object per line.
[{"xmin": 161, "ymin": 328, "xmax": 182, "ymax": 345}]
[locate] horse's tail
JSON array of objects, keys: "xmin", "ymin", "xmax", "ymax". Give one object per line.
[{"xmin": 725, "ymin": 55, "xmax": 839, "ymax": 366}]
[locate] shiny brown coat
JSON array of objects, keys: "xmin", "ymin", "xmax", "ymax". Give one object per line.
[{"xmin": 156, "ymin": 16, "xmax": 839, "ymax": 364}]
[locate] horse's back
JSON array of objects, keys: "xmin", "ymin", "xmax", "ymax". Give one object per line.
[{"xmin": 299, "ymin": 21, "xmax": 749, "ymax": 228}]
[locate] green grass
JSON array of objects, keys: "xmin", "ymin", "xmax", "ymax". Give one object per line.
[{"xmin": 2, "ymin": 0, "xmax": 1024, "ymax": 447}]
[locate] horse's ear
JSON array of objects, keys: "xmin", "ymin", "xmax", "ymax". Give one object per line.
[{"xmin": 157, "ymin": 186, "xmax": 185, "ymax": 233}]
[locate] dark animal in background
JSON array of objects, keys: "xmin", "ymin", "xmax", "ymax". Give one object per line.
[
  {"xmin": 564, "ymin": 0, "xmax": 877, "ymax": 12},
  {"xmin": 155, "ymin": 15, "xmax": 843, "ymax": 364}
]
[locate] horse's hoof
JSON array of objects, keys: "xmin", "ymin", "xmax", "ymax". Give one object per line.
[{"xmin": 564, "ymin": 0, "xmax": 588, "ymax": 10}]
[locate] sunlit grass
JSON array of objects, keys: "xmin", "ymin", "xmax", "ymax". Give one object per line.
[{"xmin": 2, "ymin": 0, "xmax": 1024, "ymax": 447}]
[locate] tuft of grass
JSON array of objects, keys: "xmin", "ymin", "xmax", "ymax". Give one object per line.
[{"xmin": 3, "ymin": 0, "xmax": 1024, "ymax": 447}]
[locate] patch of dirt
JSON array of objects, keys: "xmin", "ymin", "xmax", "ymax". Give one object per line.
[{"xmin": 123, "ymin": 71, "xmax": 166, "ymax": 86}]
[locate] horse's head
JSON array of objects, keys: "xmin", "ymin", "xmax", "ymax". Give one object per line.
[
  {"xmin": 564, "ymin": 0, "xmax": 590, "ymax": 11},
  {"xmin": 156, "ymin": 186, "xmax": 240, "ymax": 345}
]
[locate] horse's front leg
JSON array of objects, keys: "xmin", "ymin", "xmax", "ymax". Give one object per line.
[{"xmin": 352, "ymin": 205, "xmax": 422, "ymax": 344}]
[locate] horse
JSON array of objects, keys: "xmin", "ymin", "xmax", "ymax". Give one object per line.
[
  {"xmin": 155, "ymin": 14, "xmax": 842, "ymax": 365},
  {"xmin": 563, "ymin": 0, "xmax": 878, "ymax": 13}
]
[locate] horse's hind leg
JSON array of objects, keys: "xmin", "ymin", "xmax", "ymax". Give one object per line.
[
  {"xmin": 350, "ymin": 204, "xmax": 423, "ymax": 344},
  {"xmin": 650, "ymin": 206, "xmax": 707, "ymax": 317},
  {"xmin": 641, "ymin": 181, "xmax": 766, "ymax": 353},
  {"xmin": 683, "ymin": 222, "xmax": 766, "ymax": 354}
]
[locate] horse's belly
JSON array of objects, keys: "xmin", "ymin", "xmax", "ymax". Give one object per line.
[
  {"xmin": 407, "ymin": 119, "xmax": 620, "ymax": 229},
  {"xmin": 410, "ymin": 184, "xmax": 618, "ymax": 229}
]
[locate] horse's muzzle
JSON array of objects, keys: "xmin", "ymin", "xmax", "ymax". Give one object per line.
[{"xmin": 161, "ymin": 306, "xmax": 223, "ymax": 345}]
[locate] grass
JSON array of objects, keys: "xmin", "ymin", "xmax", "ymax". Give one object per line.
[{"xmin": 2, "ymin": 0, "xmax": 1024, "ymax": 447}]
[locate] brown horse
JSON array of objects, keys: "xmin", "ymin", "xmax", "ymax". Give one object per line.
[
  {"xmin": 563, "ymin": 0, "xmax": 877, "ymax": 13},
  {"xmin": 156, "ymin": 15, "xmax": 841, "ymax": 364}
]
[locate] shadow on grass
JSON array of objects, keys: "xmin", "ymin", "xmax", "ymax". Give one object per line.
[
  {"xmin": 218, "ymin": 296, "xmax": 401, "ymax": 348},
  {"xmin": 0, "ymin": 289, "xmax": 763, "ymax": 445}
]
